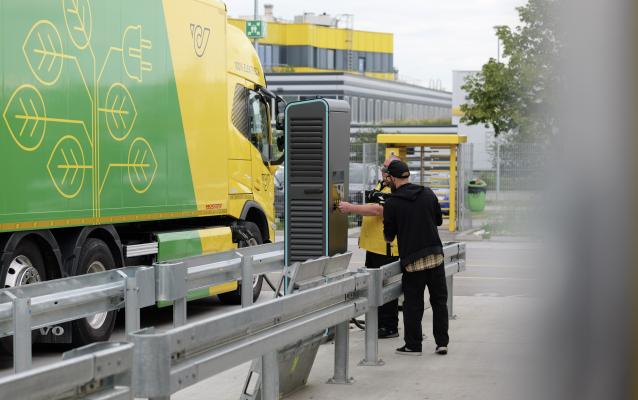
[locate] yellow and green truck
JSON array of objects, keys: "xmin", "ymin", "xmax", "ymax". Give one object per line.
[{"xmin": 0, "ymin": 0, "xmax": 285, "ymax": 344}]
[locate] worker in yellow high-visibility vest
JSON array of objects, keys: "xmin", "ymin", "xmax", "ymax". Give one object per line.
[{"xmin": 338, "ymin": 156, "xmax": 400, "ymax": 338}]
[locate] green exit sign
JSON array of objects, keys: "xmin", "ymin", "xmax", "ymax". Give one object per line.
[{"xmin": 246, "ymin": 20, "xmax": 267, "ymax": 39}]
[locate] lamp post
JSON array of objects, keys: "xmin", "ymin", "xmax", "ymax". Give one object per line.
[{"xmin": 253, "ymin": 0, "xmax": 259, "ymax": 50}]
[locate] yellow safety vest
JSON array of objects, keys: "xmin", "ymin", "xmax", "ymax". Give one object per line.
[{"xmin": 358, "ymin": 182, "xmax": 398, "ymax": 256}]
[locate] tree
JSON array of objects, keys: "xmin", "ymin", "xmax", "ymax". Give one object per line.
[{"xmin": 461, "ymin": 0, "xmax": 559, "ymax": 142}]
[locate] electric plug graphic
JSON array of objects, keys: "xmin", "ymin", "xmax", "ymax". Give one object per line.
[{"xmin": 122, "ymin": 25, "xmax": 152, "ymax": 82}]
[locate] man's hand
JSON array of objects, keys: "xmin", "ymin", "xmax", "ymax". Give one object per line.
[{"xmin": 338, "ymin": 201, "xmax": 354, "ymax": 214}]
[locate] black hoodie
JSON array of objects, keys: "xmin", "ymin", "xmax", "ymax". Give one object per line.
[{"xmin": 383, "ymin": 183, "xmax": 443, "ymax": 268}]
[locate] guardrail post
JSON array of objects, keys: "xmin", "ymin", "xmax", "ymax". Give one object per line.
[
  {"xmin": 173, "ymin": 297, "xmax": 187, "ymax": 327},
  {"xmin": 261, "ymin": 351, "xmax": 279, "ymax": 400},
  {"xmin": 241, "ymin": 254, "xmax": 254, "ymax": 308},
  {"xmin": 446, "ymin": 275, "xmax": 456, "ymax": 320},
  {"xmin": 154, "ymin": 262, "xmax": 188, "ymax": 328},
  {"xmin": 7, "ymin": 293, "xmax": 31, "ymax": 373},
  {"xmin": 327, "ymin": 321, "xmax": 354, "ymax": 384},
  {"xmin": 359, "ymin": 268, "xmax": 384, "ymax": 366},
  {"xmin": 118, "ymin": 271, "xmax": 141, "ymax": 334}
]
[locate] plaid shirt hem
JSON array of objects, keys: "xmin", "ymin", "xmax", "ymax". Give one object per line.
[{"xmin": 404, "ymin": 254, "xmax": 444, "ymax": 272}]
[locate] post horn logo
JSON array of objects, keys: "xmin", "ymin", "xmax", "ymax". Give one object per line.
[{"xmin": 190, "ymin": 24, "xmax": 211, "ymax": 58}]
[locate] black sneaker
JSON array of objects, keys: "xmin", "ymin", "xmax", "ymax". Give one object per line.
[
  {"xmin": 395, "ymin": 345, "xmax": 422, "ymax": 356},
  {"xmin": 378, "ymin": 328, "xmax": 399, "ymax": 339},
  {"xmin": 435, "ymin": 346, "xmax": 448, "ymax": 355}
]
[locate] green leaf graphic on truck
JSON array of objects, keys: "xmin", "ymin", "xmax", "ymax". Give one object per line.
[{"xmin": 2, "ymin": 0, "xmax": 157, "ymax": 217}]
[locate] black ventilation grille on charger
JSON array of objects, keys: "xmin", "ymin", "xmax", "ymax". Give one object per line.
[{"xmin": 286, "ymin": 113, "xmax": 326, "ymax": 263}]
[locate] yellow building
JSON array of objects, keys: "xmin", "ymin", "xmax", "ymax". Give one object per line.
[{"xmin": 229, "ymin": 11, "xmax": 395, "ymax": 81}]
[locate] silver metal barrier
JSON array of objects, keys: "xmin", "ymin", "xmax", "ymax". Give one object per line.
[
  {"xmin": 241, "ymin": 252, "xmax": 354, "ymax": 400},
  {"xmin": 0, "ymin": 341, "xmax": 134, "ymax": 400},
  {"xmin": 0, "ymin": 267, "xmax": 155, "ymax": 373},
  {"xmin": 0, "ymin": 242, "xmax": 284, "ymax": 374},
  {"xmin": 359, "ymin": 242, "xmax": 466, "ymax": 366},
  {"xmin": 0, "ymin": 240, "xmax": 467, "ymax": 400},
  {"xmin": 130, "ymin": 253, "xmax": 367, "ymax": 400},
  {"xmin": 153, "ymin": 242, "xmax": 285, "ymax": 327}
]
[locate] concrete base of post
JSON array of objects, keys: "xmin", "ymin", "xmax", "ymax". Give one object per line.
[{"xmin": 358, "ymin": 358, "xmax": 385, "ymax": 367}]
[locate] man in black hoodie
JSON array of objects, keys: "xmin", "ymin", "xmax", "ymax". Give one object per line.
[{"xmin": 383, "ymin": 160, "xmax": 449, "ymax": 356}]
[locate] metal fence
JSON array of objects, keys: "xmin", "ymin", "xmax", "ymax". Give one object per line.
[
  {"xmin": 468, "ymin": 142, "xmax": 546, "ymax": 194},
  {"xmin": 462, "ymin": 141, "xmax": 545, "ymax": 236}
]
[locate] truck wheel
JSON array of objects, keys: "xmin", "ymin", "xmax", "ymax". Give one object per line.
[
  {"xmin": 71, "ymin": 239, "xmax": 117, "ymax": 346},
  {"xmin": 218, "ymin": 222, "xmax": 264, "ymax": 305},
  {"xmin": 0, "ymin": 238, "xmax": 46, "ymax": 353}
]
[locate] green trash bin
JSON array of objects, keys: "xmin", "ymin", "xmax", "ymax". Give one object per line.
[{"xmin": 467, "ymin": 179, "xmax": 487, "ymax": 212}]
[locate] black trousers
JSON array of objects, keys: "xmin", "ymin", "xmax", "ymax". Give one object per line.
[
  {"xmin": 402, "ymin": 263, "xmax": 449, "ymax": 349},
  {"xmin": 365, "ymin": 251, "xmax": 399, "ymax": 331}
]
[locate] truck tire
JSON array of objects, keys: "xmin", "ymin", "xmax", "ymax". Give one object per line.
[
  {"xmin": 71, "ymin": 238, "xmax": 117, "ymax": 346},
  {"xmin": 0, "ymin": 238, "xmax": 47, "ymax": 353},
  {"xmin": 218, "ymin": 222, "xmax": 264, "ymax": 305}
]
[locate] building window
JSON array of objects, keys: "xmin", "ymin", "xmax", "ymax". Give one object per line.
[
  {"xmin": 327, "ymin": 49, "xmax": 335, "ymax": 70},
  {"xmin": 359, "ymin": 97, "xmax": 366, "ymax": 122},
  {"xmin": 358, "ymin": 57, "xmax": 366, "ymax": 73},
  {"xmin": 352, "ymin": 96, "xmax": 359, "ymax": 122},
  {"xmin": 265, "ymin": 45, "xmax": 273, "ymax": 67},
  {"xmin": 258, "ymin": 44, "xmax": 274, "ymax": 67},
  {"xmin": 366, "ymin": 99, "xmax": 374, "ymax": 123},
  {"xmin": 272, "ymin": 45, "xmax": 280, "ymax": 67},
  {"xmin": 375, "ymin": 100, "xmax": 381, "ymax": 124}
]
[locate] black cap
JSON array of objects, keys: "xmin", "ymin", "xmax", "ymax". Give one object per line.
[{"xmin": 387, "ymin": 160, "xmax": 410, "ymax": 179}]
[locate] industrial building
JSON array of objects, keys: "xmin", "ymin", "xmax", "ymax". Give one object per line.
[
  {"xmin": 267, "ymin": 72, "xmax": 452, "ymax": 124},
  {"xmin": 229, "ymin": 6, "xmax": 395, "ymax": 80},
  {"xmin": 229, "ymin": 6, "xmax": 452, "ymax": 124}
]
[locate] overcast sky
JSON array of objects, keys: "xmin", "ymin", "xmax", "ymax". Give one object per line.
[{"xmin": 224, "ymin": 0, "xmax": 524, "ymax": 91}]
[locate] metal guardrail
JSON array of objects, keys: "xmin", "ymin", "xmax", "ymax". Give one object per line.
[
  {"xmin": 0, "ymin": 342, "xmax": 134, "ymax": 400},
  {"xmin": 0, "ymin": 242, "xmax": 285, "ymax": 373},
  {"xmin": 0, "ymin": 267, "xmax": 155, "ymax": 373},
  {"xmin": 0, "ymin": 241, "xmax": 466, "ymax": 400},
  {"xmin": 131, "ymin": 252, "xmax": 361, "ymax": 399},
  {"xmin": 154, "ymin": 242, "xmax": 285, "ymax": 327}
]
